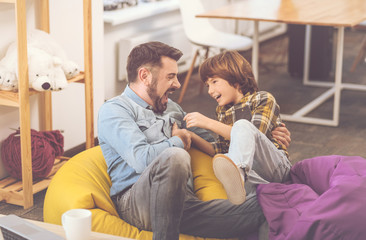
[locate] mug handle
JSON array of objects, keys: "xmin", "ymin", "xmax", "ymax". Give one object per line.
[{"xmin": 61, "ymin": 213, "xmax": 66, "ymax": 228}]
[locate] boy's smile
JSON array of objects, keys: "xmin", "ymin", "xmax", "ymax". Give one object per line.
[{"xmin": 206, "ymin": 77, "xmax": 244, "ymax": 106}]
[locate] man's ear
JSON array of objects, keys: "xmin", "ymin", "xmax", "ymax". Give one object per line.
[{"xmin": 138, "ymin": 67, "xmax": 152, "ymax": 86}]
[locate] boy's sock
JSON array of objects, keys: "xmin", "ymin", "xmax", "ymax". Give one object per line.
[{"xmin": 212, "ymin": 154, "xmax": 246, "ymax": 205}]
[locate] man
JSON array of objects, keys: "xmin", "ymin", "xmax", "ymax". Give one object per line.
[{"xmin": 97, "ymin": 41, "xmax": 291, "ymax": 240}]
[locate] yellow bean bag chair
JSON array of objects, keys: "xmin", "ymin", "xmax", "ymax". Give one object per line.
[{"xmin": 44, "ymin": 146, "xmax": 235, "ymax": 240}]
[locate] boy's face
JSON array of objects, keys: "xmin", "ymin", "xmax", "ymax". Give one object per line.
[{"xmin": 206, "ymin": 77, "xmax": 244, "ymax": 106}]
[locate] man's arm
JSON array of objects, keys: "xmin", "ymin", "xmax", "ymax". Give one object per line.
[
  {"xmin": 272, "ymin": 123, "xmax": 291, "ymax": 148},
  {"xmin": 98, "ymin": 102, "xmax": 185, "ymax": 173},
  {"xmin": 172, "ymin": 122, "xmax": 191, "ymax": 150}
]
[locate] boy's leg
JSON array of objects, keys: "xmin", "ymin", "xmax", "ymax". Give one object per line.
[
  {"xmin": 180, "ymin": 189, "xmax": 266, "ymax": 238},
  {"xmin": 113, "ymin": 147, "xmax": 192, "ymax": 240},
  {"xmin": 228, "ymin": 119, "xmax": 292, "ymax": 186}
]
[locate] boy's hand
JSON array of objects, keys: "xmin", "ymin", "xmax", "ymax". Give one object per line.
[
  {"xmin": 272, "ymin": 123, "xmax": 291, "ymax": 148},
  {"xmin": 172, "ymin": 122, "xmax": 191, "ymax": 150},
  {"xmin": 184, "ymin": 112, "xmax": 210, "ymax": 129}
]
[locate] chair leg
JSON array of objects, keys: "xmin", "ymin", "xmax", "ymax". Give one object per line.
[
  {"xmin": 350, "ymin": 36, "xmax": 366, "ymax": 72},
  {"xmin": 199, "ymin": 47, "xmax": 210, "ymax": 94},
  {"xmin": 178, "ymin": 49, "xmax": 199, "ymax": 103}
]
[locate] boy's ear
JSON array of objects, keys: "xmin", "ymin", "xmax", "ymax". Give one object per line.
[
  {"xmin": 234, "ymin": 83, "xmax": 241, "ymax": 91},
  {"xmin": 138, "ymin": 67, "xmax": 152, "ymax": 86}
]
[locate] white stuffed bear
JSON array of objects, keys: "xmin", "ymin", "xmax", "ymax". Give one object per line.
[
  {"xmin": 28, "ymin": 30, "xmax": 80, "ymax": 79},
  {"xmin": 27, "ymin": 47, "xmax": 68, "ymax": 91},
  {"xmin": 0, "ymin": 42, "xmax": 68, "ymax": 91},
  {"xmin": 0, "ymin": 64, "xmax": 17, "ymax": 91},
  {"xmin": 0, "ymin": 29, "xmax": 79, "ymax": 92}
]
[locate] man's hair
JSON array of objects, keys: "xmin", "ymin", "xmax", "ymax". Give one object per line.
[
  {"xmin": 199, "ymin": 50, "xmax": 258, "ymax": 94},
  {"xmin": 126, "ymin": 41, "xmax": 183, "ymax": 83}
]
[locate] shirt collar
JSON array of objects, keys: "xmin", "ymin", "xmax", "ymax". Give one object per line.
[{"xmin": 123, "ymin": 85, "xmax": 153, "ymax": 110}]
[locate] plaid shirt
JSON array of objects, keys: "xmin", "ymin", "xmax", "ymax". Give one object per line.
[{"xmin": 211, "ymin": 91, "xmax": 289, "ymax": 157}]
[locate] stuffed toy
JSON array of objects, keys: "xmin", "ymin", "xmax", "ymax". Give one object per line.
[
  {"xmin": 27, "ymin": 30, "xmax": 80, "ymax": 79},
  {"xmin": 0, "ymin": 29, "xmax": 79, "ymax": 91},
  {"xmin": 0, "ymin": 42, "xmax": 68, "ymax": 91},
  {"xmin": 0, "ymin": 65, "xmax": 17, "ymax": 91}
]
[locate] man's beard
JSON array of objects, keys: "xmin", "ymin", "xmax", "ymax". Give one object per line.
[{"xmin": 147, "ymin": 77, "xmax": 175, "ymax": 114}]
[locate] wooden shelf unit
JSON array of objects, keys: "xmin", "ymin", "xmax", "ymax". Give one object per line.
[{"xmin": 0, "ymin": 0, "xmax": 94, "ymax": 209}]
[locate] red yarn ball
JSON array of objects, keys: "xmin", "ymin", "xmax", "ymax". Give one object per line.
[{"xmin": 1, "ymin": 129, "xmax": 64, "ymax": 180}]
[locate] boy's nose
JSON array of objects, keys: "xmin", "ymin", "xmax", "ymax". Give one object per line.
[{"xmin": 208, "ymin": 86, "xmax": 213, "ymax": 95}]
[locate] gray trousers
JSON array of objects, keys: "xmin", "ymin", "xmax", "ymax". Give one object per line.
[
  {"xmin": 227, "ymin": 120, "xmax": 292, "ymax": 195},
  {"xmin": 113, "ymin": 147, "xmax": 265, "ymax": 240}
]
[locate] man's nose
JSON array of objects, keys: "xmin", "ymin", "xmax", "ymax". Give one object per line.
[{"xmin": 173, "ymin": 77, "xmax": 181, "ymax": 89}]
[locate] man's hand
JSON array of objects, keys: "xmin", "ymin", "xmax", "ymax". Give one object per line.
[
  {"xmin": 184, "ymin": 112, "xmax": 211, "ymax": 129},
  {"xmin": 272, "ymin": 123, "xmax": 291, "ymax": 148},
  {"xmin": 172, "ymin": 122, "xmax": 191, "ymax": 150}
]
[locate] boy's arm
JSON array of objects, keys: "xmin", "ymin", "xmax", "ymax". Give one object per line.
[
  {"xmin": 184, "ymin": 112, "xmax": 232, "ymax": 140},
  {"xmin": 189, "ymin": 130, "xmax": 215, "ymax": 157},
  {"xmin": 250, "ymin": 92, "xmax": 280, "ymax": 135}
]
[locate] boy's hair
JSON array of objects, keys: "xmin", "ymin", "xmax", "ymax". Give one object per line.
[
  {"xmin": 199, "ymin": 50, "xmax": 258, "ymax": 94},
  {"xmin": 126, "ymin": 41, "xmax": 183, "ymax": 83}
]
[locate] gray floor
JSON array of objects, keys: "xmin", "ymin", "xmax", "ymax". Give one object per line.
[{"xmin": 1, "ymin": 27, "xmax": 366, "ymax": 222}]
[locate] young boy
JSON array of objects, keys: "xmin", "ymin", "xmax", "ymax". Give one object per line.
[{"xmin": 184, "ymin": 50, "xmax": 292, "ymax": 205}]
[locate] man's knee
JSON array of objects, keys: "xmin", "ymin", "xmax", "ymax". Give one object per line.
[{"xmin": 160, "ymin": 147, "xmax": 191, "ymax": 174}]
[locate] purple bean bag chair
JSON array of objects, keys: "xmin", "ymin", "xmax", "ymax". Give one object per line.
[{"xmin": 257, "ymin": 155, "xmax": 366, "ymax": 240}]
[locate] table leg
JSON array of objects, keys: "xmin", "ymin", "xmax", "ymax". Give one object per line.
[
  {"xmin": 282, "ymin": 26, "xmax": 345, "ymax": 126},
  {"xmin": 252, "ymin": 20, "xmax": 259, "ymax": 83},
  {"xmin": 332, "ymin": 26, "xmax": 345, "ymax": 126},
  {"xmin": 303, "ymin": 25, "xmax": 312, "ymax": 85}
]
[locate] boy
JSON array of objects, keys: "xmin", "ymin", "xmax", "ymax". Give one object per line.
[{"xmin": 184, "ymin": 50, "xmax": 292, "ymax": 205}]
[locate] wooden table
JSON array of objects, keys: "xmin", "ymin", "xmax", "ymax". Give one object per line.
[
  {"xmin": 0, "ymin": 215, "xmax": 133, "ymax": 240},
  {"xmin": 197, "ymin": 0, "xmax": 366, "ymax": 126}
]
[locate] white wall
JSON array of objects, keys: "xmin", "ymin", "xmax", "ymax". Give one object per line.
[
  {"xmin": 103, "ymin": 3, "xmax": 188, "ymax": 100},
  {"xmin": 0, "ymin": 0, "xmax": 105, "ymax": 178}
]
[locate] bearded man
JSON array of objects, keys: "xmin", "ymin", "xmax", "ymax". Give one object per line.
[{"xmin": 97, "ymin": 42, "xmax": 291, "ymax": 240}]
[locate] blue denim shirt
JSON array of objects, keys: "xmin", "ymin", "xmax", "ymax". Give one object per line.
[{"xmin": 98, "ymin": 85, "xmax": 213, "ymax": 197}]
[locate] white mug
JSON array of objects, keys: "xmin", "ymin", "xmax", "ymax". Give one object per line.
[{"xmin": 62, "ymin": 209, "xmax": 92, "ymax": 240}]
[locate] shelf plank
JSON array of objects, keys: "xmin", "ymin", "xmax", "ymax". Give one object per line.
[
  {"xmin": 103, "ymin": 0, "xmax": 179, "ymax": 26},
  {"xmin": 0, "ymin": 156, "xmax": 69, "ymax": 207},
  {"xmin": 0, "ymin": 190, "xmax": 24, "ymax": 206},
  {"xmin": 0, "ymin": 177, "xmax": 18, "ymax": 188},
  {"xmin": 0, "ymin": 0, "xmax": 15, "ymax": 3},
  {"xmin": 0, "ymin": 72, "xmax": 86, "ymax": 107}
]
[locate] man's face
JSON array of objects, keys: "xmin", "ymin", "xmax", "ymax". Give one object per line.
[{"xmin": 147, "ymin": 56, "xmax": 181, "ymax": 114}]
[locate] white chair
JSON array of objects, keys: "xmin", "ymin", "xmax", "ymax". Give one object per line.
[{"xmin": 177, "ymin": 0, "xmax": 253, "ymax": 103}]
